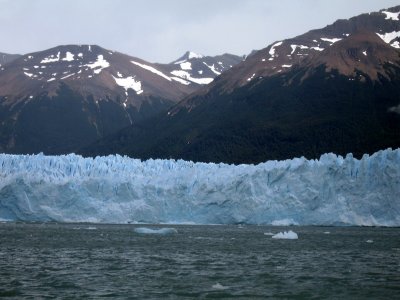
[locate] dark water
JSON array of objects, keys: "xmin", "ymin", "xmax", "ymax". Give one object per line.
[{"xmin": 0, "ymin": 223, "xmax": 399, "ymax": 299}]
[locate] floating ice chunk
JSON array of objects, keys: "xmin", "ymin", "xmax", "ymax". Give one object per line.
[
  {"xmin": 85, "ymin": 226, "xmax": 97, "ymax": 230},
  {"xmin": 366, "ymin": 239, "xmax": 373, "ymax": 243},
  {"xmin": 180, "ymin": 62, "xmax": 192, "ymax": 70},
  {"xmin": 62, "ymin": 52, "xmax": 74, "ymax": 61},
  {"xmin": 321, "ymin": 38, "xmax": 342, "ymax": 44},
  {"xmin": 131, "ymin": 60, "xmax": 172, "ymax": 81},
  {"xmin": 272, "ymin": 230, "xmax": 298, "ymax": 239},
  {"xmin": 263, "ymin": 232, "xmax": 275, "ymax": 236},
  {"xmin": 41, "ymin": 52, "xmax": 60, "ymax": 63},
  {"xmin": 113, "ymin": 75, "xmax": 143, "ymax": 95},
  {"xmin": 212, "ymin": 283, "xmax": 228, "ymax": 290},
  {"xmin": 382, "ymin": 10, "xmax": 400, "ymax": 21},
  {"xmin": 324, "ymin": 231, "xmax": 331, "ymax": 234},
  {"xmin": 134, "ymin": 227, "xmax": 178, "ymax": 235},
  {"xmin": 85, "ymin": 55, "xmax": 110, "ymax": 74}
]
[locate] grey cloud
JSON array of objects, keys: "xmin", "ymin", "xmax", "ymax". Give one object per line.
[{"xmin": 0, "ymin": 0, "xmax": 399, "ymax": 63}]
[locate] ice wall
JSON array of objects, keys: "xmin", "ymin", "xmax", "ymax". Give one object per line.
[{"xmin": 0, "ymin": 149, "xmax": 399, "ymax": 226}]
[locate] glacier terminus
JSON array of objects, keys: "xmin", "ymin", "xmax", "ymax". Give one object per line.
[{"xmin": 0, "ymin": 148, "xmax": 399, "ymax": 226}]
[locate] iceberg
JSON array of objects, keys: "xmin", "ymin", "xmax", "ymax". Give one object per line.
[
  {"xmin": 134, "ymin": 227, "xmax": 178, "ymax": 235},
  {"xmin": 0, "ymin": 148, "xmax": 399, "ymax": 226},
  {"xmin": 272, "ymin": 230, "xmax": 299, "ymax": 239}
]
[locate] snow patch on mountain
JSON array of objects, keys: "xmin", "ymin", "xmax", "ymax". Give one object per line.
[
  {"xmin": 85, "ymin": 55, "xmax": 110, "ymax": 74},
  {"xmin": 310, "ymin": 46, "xmax": 324, "ymax": 51},
  {"xmin": 131, "ymin": 60, "xmax": 172, "ymax": 81},
  {"xmin": 171, "ymin": 76, "xmax": 191, "ymax": 85},
  {"xmin": 62, "ymin": 52, "xmax": 75, "ymax": 62},
  {"xmin": 321, "ymin": 37, "xmax": 342, "ymax": 44},
  {"xmin": 392, "ymin": 41, "xmax": 400, "ymax": 48},
  {"xmin": 376, "ymin": 31, "xmax": 400, "ymax": 47},
  {"xmin": 203, "ymin": 62, "xmax": 221, "ymax": 75},
  {"xmin": 290, "ymin": 45, "xmax": 309, "ymax": 54},
  {"xmin": 180, "ymin": 62, "xmax": 192, "ymax": 70},
  {"xmin": 170, "ymin": 70, "xmax": 213, "ymax": 85},
  {"xmin": 41, "ymin": 52, "xmax": 60, "ymax": 64},
  {"xmin": 269, "ymin": 41, "xmax": 283, "ymax": 59},
  {"xmin": 382, "ymin": 10, "xmax": 400, "ymax": 21},
  {"xmin": 112, "ymin": 75, "xmax": 143, "ymax": 95},
  {"xmin": 187, "ymin": 51, "xmax": 203, "ymax": 59}
]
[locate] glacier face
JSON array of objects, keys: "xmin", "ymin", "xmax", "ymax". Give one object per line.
[{"xmin": 0, "ymin": 149, "xmax": 399, "ymax": 226}]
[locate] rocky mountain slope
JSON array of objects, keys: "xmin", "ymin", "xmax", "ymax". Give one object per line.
[
  {"xmin": 82, "ymin": 6, "xmax": 400, "ymax": 164},
  {"xmin": 0, "ymin": 52, "xmax": 20, "ymax": 67},
  {"xmin": 0, "ymin": 45, "xmax": 240, "ymax": 154}
]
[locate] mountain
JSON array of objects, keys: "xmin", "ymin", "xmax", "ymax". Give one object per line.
[
  {"xmin": 82, "ymin": 6, "xmax": 400, "ymax": 164},
  {"xmin": 157, "ymin": 51, "xmax": 243, "ymax": 85},
  {"xmin": 0, "ymin": 52, "xmax": 21, "ymax": 67},
  {"xmin": 0, "ymin": 45, "xmax": 240, "ymax": 154},
  {"xmin": 207, "ymin": 5, "xmax": 400, "ymax": 93}
]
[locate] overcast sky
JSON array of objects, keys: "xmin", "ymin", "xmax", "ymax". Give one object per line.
[{"xmin": 1, "ymin": 0, "xmax": 399, "ymax": 63}]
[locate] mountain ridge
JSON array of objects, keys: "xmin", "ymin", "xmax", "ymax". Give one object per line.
[
  {"xmin": 0, "ymin": 44, "xmax": 241, "ymax": 154},
  {"xmin": 81, "ymin": 5, "xmax": 400, "ymax": 164}
]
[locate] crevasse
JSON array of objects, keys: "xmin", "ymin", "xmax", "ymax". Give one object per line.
[{"xmin": 0, "ymin": 149, "xmax": 399, "ymax": 226}]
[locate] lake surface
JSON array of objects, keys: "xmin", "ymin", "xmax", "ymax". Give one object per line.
[{"xmin": 0, "ymin": 223, "xmax": 399, "ymax": 299}]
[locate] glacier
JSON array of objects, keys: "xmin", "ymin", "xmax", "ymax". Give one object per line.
[{"xmin": 0, "ymin": 148, "xmax": 399, "ymax": 226}]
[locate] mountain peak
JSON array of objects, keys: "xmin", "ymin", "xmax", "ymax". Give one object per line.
[
  {"xmin": 172, "ymin": 51, "xmax": 204, "ymax": 64},
  {"xmin": 307, "ymin": 30, "xmax": 400, "ymax": 80}
]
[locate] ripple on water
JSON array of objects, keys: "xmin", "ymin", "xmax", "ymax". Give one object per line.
[{"xmin": 0, "ymin": 224, "xmax": 399, "ymax": 299}]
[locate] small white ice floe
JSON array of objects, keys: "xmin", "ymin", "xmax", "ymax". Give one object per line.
[
  {"xmin": 272, "ymin": 230, "xmax": 298, "ymax": 239},
  {"xmin": 85, "ymin": 226, "xmax": 97, "ymax": 230},
  {"xmin": 263, "ymin": 232, "xmax": 275, "ymax": 236},
  {"xmin": 134, "ymin": 227, "xmax": 178, "ymax": 235},
  {"xmin": 212, "ymin": 283, "xmax": 228, "ymax": 290},
  {"xmin": 324, "ymin": 231, "xmax": 331, "ymax": 234},
  {"xmin": 366, "ymin": 239, "xmax": 374, "ymax": 243}
]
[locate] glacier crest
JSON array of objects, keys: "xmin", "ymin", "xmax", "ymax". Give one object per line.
[{"xmin": 0, "ymin": 149, "xmax": 399, "ymax": 226}]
